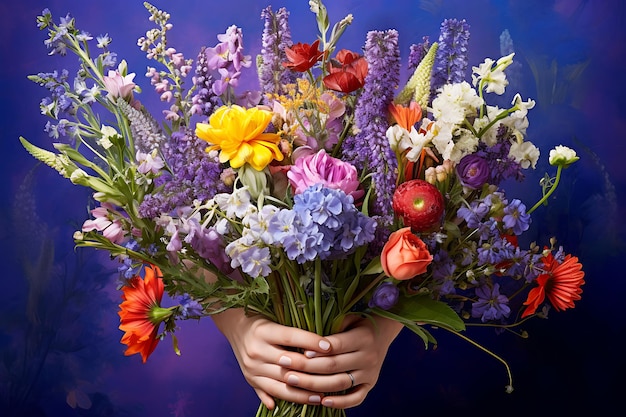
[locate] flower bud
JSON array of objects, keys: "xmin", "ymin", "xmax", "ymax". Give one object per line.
[
  {"xmin": 549, "ymin": 145, "xmax": 579, "ymax": 168},
  {"xmin": 238, "ymin": 164, "xmax": 269, "ymax": 200}
]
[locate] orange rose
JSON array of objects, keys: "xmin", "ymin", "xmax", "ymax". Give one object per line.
[{"xmin": 381, "ymin": 227, "xmax": 433, "ymax": 280}]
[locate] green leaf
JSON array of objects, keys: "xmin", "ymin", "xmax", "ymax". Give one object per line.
[
  {"xmin": 388, "ymin": 294, "xmax": 465, "ymax": 331},
  {"xmin": 360, "ymin": 256, "xmax": 382, "ymax": 276}
]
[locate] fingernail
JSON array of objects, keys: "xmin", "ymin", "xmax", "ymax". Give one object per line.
[
  {"xmin": 308, "ymin": 395, "xmax": 321, "ymax": 404},
  {"xmin": 287, "ymin": 375, "xmax": 299, "ymax": 385},
  {"xmin": 318, "ymin": 340, "xmax": 330, "ymax": 351},
  {"xmin": 322, "ymin": 398, "xmax": 333, "ymax": 407},
  {"xmin": 304, "ymin": 350, "xmax": 317, "ymax": 358},
  {"xmin": 278, "ymin": 356, "xmax": 292, "ymax": 366}
]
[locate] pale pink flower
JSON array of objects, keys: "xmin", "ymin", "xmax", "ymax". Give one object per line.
[
  {"xmin": 103, "ymin": 70, "xmax": 136, "ymax": 101},
  {"xmin": 82, "ymin": 203, "xmax": 125, "ymax": 243}
]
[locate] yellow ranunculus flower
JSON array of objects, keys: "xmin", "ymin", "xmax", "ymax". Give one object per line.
[{"xmin": 195, "ymin": 105, "xmax": 283, "ymax": 171}]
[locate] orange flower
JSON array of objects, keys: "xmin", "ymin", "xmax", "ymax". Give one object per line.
[
  {"xmin": 282, "ymin": 39, "xmax": 324, "ymax": 72},
  {"xmin": 521, "ymin": 252, "xmax": 585, "ymax": 318},
  {"xmin": 118, "ymin": 264, "xmax": 172, "ymax": 363},
  {"xmin": 388, "ymin": 101, "xmax": 422, "ymax": 131},
  {"xmin": 381, "ymin": 227, "xmax": 433, "ymax": 280}
]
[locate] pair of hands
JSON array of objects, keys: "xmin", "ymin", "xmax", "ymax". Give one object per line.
[{"xmin": 212, "ymin": 308, "xmax": 404, "ymax": 410}]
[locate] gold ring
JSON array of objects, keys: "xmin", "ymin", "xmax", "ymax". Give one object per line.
[{"xmin": 346, "ymin": 371, "xmax": 355, "ymax": 388}]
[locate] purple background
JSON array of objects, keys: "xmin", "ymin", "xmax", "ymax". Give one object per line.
[{"xmin": 2, "ymin": 0, "xmax": 625, "ymax": 416}]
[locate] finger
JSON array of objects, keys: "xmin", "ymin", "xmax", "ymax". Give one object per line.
[
  {"xmin": 284, "ymin": 369, "xmax": 358, "ymax": 393},
  {"xmin": 283, "ymin": 350, "xmax": 360, "ymax": 375},
  {"xmin": 253, "ymin": 388, "xmax": 276, "ymax": 410},
  {"xmin": 258, "ymin": 321, "xmax": 331, "ymax": 353},
  {"xmin": 254, "ymin": 376, "xmax": 324, "ymax": 406},
  {"xmin": 320, "ymin": 385, "xmax": 370, "ymax": 409}
]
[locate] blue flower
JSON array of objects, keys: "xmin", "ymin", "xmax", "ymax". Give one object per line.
[
  {"xmin": 502, "ymin": 199, "xmax": 531, "ymax": 235},
  {"xmin": 177, "ymin": 293, "xmax": 203, "ymax": 319},
  {"xmin": 368, "ymin": 282, "xmax": 399, "ymax": 310},
  {"xmin": 471, "ymin": 283, "xmax": 511, "ymax": 322}
]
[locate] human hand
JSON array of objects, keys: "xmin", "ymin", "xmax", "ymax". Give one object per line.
[
  {"xmin": 211, "ymin": 308, "xmax": 337, "ymax": 409},
  {"xmin": 280, "ymin": 314, "xmax": 404, "ymax": 409},
  {"xmin": 212, "ymin": 309, "xmax": 403, "ymax": 410}
]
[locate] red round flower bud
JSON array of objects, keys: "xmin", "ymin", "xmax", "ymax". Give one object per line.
[{"xmin": 392, "ymin": 179, "xmax": 445, "ymax": 232}]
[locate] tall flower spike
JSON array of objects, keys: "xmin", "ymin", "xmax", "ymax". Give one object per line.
[
  {"xmin": 259, "ymin": 6, "xmax": 295, "ymax": 97},
  {"xmin": 342, "ymin": 29, "xmax": 400, "ymax": 224},
  {"xmin": 394, "ymin": 42, "xmax": 438, "ymax": 109}
]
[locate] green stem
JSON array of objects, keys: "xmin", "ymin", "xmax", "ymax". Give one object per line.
[
  {"xmin": 527, "ymin": 165, "xmax": 562, "ymax": 215},
  {"xmin": 314, "ymin": 258, "xmax": 323, "ymax": 336},
  {"xmin": 444, "ymin": 328, "xmax": 514, "ymax": 393}
]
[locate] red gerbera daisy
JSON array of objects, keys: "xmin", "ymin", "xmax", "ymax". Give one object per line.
[
  {"xmin": 118, "ymin": 264, "xmax": 172, "ymax": 363},
  {"xmin": 521, "ymin": 252, "xmax": 585, "ymax": 318}
]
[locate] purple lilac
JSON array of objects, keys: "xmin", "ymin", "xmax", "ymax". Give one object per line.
[
  {"xmin": 189, "ymin": 46, "xmax": 219, "ymax": 118},
  {"xmin": 431, "ymin": 19, "xmax": 470, "ymax": 95},
  {"xmin": 342, "ymin": 30, "xmax": 400, "ymax": 225},
  {"xmin": 431, "ymin": 251, "xmax": 457, "ymax": 296},
  {"xmin": 471, "ymin": 283, "xmax": 511, "ymax": 322},
  {"xmin": 502, "ymin": 199, "xmax": 531, "ymax": 235},
  {"xmin": 477, "ymin": 235, "xmax": 515, "ymax": 266},
  {"xmin": 476, "ymin": 125, "xmax": 524, "ymax": 185},
  {"xmin": 138, "ymin": 129, "xmax": 230, "ymax": 218},
  {"xmin": 407, "ymin": 36, "xmax": 430, "ymax": 76},
  {"xmin": 259, "ymin": 6, "xmax": 296, "ymax": 97},
  {"xmin": 368, "ymin": 282, "xmax": 400, "ymax": 310}
]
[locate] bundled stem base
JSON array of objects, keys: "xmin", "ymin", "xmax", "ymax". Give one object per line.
[{"xmin": 256, "ymin": 400, "xmax": 346, "ymax": 417}]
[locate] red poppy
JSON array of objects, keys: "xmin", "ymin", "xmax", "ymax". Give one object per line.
[
  {"xmin": 118, "ymin": 264, "xmax": 170, "ymax": 363},
  {"xmin": 323, "ymin": 49, "xmax": 368, "ymax": 93},
  {"xmin": 521, "ymin": 252, "xmax": 585, "ymax": 318},
  {"xmin": 282, "ymin": 39, "xmax": 324, "ymax": 72}
]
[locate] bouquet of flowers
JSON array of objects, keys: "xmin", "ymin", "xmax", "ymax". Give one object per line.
[{"xmin": 21, "ymin": 1, "xmax": 585, "ymax": 416}]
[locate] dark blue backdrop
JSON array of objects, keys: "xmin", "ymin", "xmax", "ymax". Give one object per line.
[{"xmin": 2, "ymin": 1, "xmax": 624, "ymax": 416}]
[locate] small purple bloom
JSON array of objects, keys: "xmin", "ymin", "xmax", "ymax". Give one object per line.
[
  {"xmin": 368, "ymin": 282, "xmax": 400, "ymax": 310},
  {"xmin": 456, "ymin": 154, "xmax": 490, "ymax": 189},
  {"xmin": 177, "ymin": 293, "xmax": 204, "ymax": 318},
  {"xmin": 502, "ymin": 199, "xmax": 531, "ymax": 235},
  {"xmin": 471, "ymin": 283, "xmax": 511, "ymax": 322}
]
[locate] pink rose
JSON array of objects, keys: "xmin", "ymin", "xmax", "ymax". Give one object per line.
[
  {"xmin": 381, "ymin": 227, "xmax": 432, "ymax": 280},
  {"xmin": 287, "ymin": 150, "xmax": 363, "ymax": 199}
]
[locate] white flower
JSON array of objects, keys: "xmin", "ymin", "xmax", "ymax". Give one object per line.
[
  {"xmin": 509, "ymin": 141, "xmax": 540, "ymax": 169},
  {"xmin": 136, "ymin": 149, "xmax": 165, "ymax": 174},
  {"xmin": 98, "ymin": 125, "xmax": 117, "ymax": 149},
  {"xmin": 431, "ymin": 81, "xmax": 483, "ymax": 126},
  {"xmin": 472, "ymin": 53, "xmax": 515, "ymax": 95},
  {"xmin": 405, "ymin": 125, "xmax": 434, "ymax": 162},
  {"xmin": 549, "ymin": 145, "xmax": 579, "ymax": 167}
]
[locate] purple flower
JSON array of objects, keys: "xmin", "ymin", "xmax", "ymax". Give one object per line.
[
  {"xmin": 471, "ymin": 283, "xmax": 511, "ymax": 322},
  {"xmin": 502, "ymin": 199, "xmax": 531, "ymax": 235},
  {"xmin": 287, "ymin": 150, "xmax": 363, "ymax": 200},
  {"xmin": 368, "ymin": 282, "xmax": 400, "ymax": 310},
  {"xmin": 431, "ymin": 18, "xmax": 471, "ymax": 95},
  {"xmin": 456, "ymin": 154, "xmax": 490, "ymax": 189},
  {"xmin": 177, "ymin": 293, "xmax": 203, "ymax": 319},
  {"xmin": 342, "ymin": 30, "xmax": 400, "ymax": 224},
  {"xmin": 259, "ymin": 6, "xmax": 295, "ymax": 97}
]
